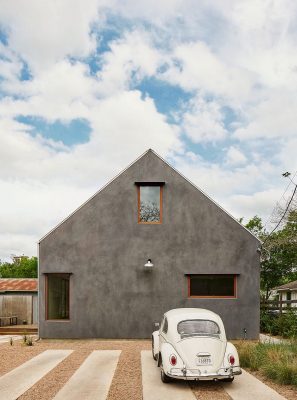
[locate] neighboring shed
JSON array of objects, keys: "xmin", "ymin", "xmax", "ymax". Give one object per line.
[
  {"xmin": 0, "ymin": 279, "xmax": 38, "ymax": 325},
  {"xmin": 274, "ymin": 280, "xmax": 297, "ymax": 308},
  {"xmin": 39, "ymin": 149, "xmax": 260, "ymax": 339}
]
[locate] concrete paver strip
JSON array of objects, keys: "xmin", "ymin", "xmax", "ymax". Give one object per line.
[
  {"xmin": 0, "ymin": 349, "xmax": 72, "ymax": 400},
  {"xmin": 223, "ymin": 369, "xmax": 287, "ymax": 400},
  {"xmin": 259, "ymin": 334, "xmax": 286, "ymax": 344},
  {"xmin": 53, "ymin": 350, "xmax": 121, "ymax": 400},
  {"xmin": 141, "ymin": 350, "xmax": 196, "ymax": 400},
  {"xmin": 0, "ymin": 335, "xmax": 22, "ymax": 344}
]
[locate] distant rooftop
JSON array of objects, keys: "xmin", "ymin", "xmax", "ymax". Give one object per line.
[
  {"xmin": 274, "ymin": 280, "xmax": 297, "ymax": 291},
  {"xmin": 0, "ymin": 278, "xmax": 38, "ymax": 292}
]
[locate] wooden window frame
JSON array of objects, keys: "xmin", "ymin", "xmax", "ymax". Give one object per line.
[
  {"xmin": 45, "ymin": 273, "xmax": 71, "ymax": 321},
  {"xmin": 187, "ymin": 274, "xmax": 237, "ymax": 299},
  {"xmin": 137, "ymin": 184, "xmax": 163, "ymax": 224}
]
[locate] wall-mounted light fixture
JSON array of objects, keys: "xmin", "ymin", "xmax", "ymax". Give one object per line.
[{"xmin": 144, "ymin": 258, "xmax": 154, "ymax": 270}]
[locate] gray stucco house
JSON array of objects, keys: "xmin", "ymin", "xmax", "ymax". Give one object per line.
[{"xmin": 38, "ymin": 149, "xmax": 260, "ymax": 339}]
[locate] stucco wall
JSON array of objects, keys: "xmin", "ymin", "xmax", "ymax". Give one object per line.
[{"xmin": 39, "ymin": 150, "xmax": 260, "ymax": 339}]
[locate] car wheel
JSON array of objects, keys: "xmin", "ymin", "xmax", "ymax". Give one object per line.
[
  {"xmin": 160, "ymin": 358, "xmax": 171, "ymax": 383},
  {"xmin": 161, "ymin": 368, "xmax": 172, "ymax": 383},
  {"xmin": 152, "ymin": 337, "xmax": 157, "ymax": 361},
  {"xmin": 222, "ymin": 376, "xmax": 234, "ymax": 382}
]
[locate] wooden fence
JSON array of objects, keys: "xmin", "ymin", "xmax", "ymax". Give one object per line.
[{"xmin": 261, "ymin": 299, "xmax": 297, "ymax": 314}]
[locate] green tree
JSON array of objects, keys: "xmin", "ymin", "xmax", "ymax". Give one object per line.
[
  {"xmin": 0, "ymin": 256, "xmax": 37, "ymax": 278},
  {"xmin": 245, "ymin": 215, "xmax": 265, "ymax": 238},
  {"xmin": 245, "ymin": 211, "xmax": 297, "ymax": 300}
]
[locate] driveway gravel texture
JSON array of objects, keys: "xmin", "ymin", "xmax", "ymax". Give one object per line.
[{"xmin": 0, "ymin": 338, "xmax": 295, "ymax": 400}]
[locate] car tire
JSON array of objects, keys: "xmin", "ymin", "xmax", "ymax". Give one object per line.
[
  {"xmin": 152, "ymin": 337, "xmax": 157, "ymax": 361},
  {"xmin": 222, "ymin": 377, "xmax": 234, "ymax": 382},
  {"xmin": 161, "ymin": 368, "xmax": 172, "ymax": 383},
  {"xmin": 160, "ymin": 358, "xmax": 171, "ymax": 383}
]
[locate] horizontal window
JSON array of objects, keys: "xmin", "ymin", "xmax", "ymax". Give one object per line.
[
  {"xmin": 188, "ymin": 275, "xmax": 236, "ymax": 298},
  {"xmin": 46, "ymin": 273, "xmax": 70, "ymax": 320}
]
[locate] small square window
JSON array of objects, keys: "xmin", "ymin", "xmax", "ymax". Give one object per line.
[{"xmin": 137, "ymin": 184, "xmax": 163, "ymax": 223}]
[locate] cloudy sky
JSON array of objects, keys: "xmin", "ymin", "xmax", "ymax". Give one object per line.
[{"xmin": 0, "ymin": 0, "xmax": 296, "ymax": 260}]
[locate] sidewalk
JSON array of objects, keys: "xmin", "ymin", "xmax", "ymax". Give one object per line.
[
  {"xmin": 259, "ymin": 333, "xmax": 287, "ymax": 344},
  {"xmin": 223, "ymin": 369, "xmax": 286, "ymax": 400}
]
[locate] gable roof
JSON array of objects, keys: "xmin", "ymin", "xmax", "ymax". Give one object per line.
[
  {"xmin": 0, "ymin": 278, "xmax": 38, "ymax": 292},
  {"xmin": 274, "ymin": 280, "xmax": 297, "ymax": 291},
  {"xmin": 39, "ymin": 149, "xmax": 260, "ymax": 243}
]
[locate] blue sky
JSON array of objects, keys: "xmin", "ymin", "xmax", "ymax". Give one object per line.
[{"xmin": 0, "ymin": 0, "xmax": 296, "ymax": 259}]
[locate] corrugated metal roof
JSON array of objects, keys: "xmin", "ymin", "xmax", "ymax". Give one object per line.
[
  {"xmin": 0, "ymin": 278, "xmax": 38, "ymax": 292},
  {"xmin": 274, "ymin": 280, "xmax": 297, "ymax": 291}
]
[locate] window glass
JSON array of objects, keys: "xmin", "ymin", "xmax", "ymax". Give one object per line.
[
  {"xmin": 139, "ymin": 186, "xmax": 161, "ymax": 222},
  {"xmin": 47, "ymin": 274, "xmax": 70, "ymax": 319},
  {"xmin": 162, "ymin": 317, "xmax": 168, "ymax": 334},
  {"xmin": 178, "ymin": 319, "xmax": 220, "ymax": 338},
  {"xmin": 189, "ymin": 275, "xmax": 235, "ymax": 297}
]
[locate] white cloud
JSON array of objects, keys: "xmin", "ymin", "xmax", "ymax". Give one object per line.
[
  {"xmin": 0, "ymin": 0, "xmax": 104, "ymax": 72},
  {"xmin": 0, "ymin": 0, "xmax": 297, "ymax": 259},
  {"xmin": 96, "ymin": 30, "xmax": 163, "ymax": 95},
  {"xmin": 225, "ymin": 146, "xmax": 247, "ymax": 166},
  {"xmin": 162, "ymin": 41, "xmax": 254, "ymax": 103},
  {"xmin": 234, "ymin": 92, "xmax": 297, "ymax": 140},
  {"xmin": 182, "ymin": 97, "xmax": 227, "ymax": 142}
]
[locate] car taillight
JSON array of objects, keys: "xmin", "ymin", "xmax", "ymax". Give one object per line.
[
  {"xmin": 229, "ymin": 355, "xmax": 235, "ymax": 365},
  {"xmin": 170, "ymin": 354, "xmax": 177, "ymax": 366}
]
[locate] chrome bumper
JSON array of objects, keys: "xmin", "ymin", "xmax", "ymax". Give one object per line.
[{"xmin": 168, "ymin": 366, "xmax": 242, "ymax": 380}]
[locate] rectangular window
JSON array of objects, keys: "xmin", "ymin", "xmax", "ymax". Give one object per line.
[
  {"xmin": 137, "ymin": 184, "xmax": 162, "ymax": 223},
  {"xmin": 188, "ymin": 275, "xmax": 236, "ymax": 298},
  {"xmin": 46, "ymin": 274, "xmax": 70, "ymax": 320}
]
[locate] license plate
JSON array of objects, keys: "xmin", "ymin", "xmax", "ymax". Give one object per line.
[{"xmin": 196, "ymin": 356, "xmax": 212, "ymax": 366}]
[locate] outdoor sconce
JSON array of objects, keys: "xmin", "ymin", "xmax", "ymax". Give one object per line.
[{"xmin": 144, "ymin": 258, "xmax": 154, "ymax": 271}]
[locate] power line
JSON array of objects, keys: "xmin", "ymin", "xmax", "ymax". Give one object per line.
[
  {"xmin": 262, "ymin": 170, "xmax": 297, "ymax": 231},
  {"xmin": 262, "ymin": 183, "xmax": 297, "ymax": 246}
]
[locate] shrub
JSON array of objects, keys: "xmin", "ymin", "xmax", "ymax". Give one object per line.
[
  {"xmin": 236, "ymin": 341, "xmax": 297, "ymax": 387},
  {"xmin": 260, "ymin": 310, "xmax": 297, "ymax": 338},
  {"xmin": 26, "ymin": 336, "xmax": 33, "ymax": 346}
]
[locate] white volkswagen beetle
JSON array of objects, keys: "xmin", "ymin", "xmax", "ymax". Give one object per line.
[{"xmin": 152, "ymin": 308, "xmax": 241, "ymax": 383}]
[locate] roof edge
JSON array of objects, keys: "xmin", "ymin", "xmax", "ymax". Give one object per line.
[
  {"xmin": 38, "ymin": 149, "xmax": 152, "ymax": 243},
  {"xmin": 149, "ymin": 149, "xmax": 261, "ymax": 243},
  {"xmin": 38, "ymin": 148, "xmax": 260, "ymax": 244}
]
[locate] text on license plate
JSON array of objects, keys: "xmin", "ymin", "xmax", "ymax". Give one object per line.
[{"xmin": 196, "ymin": 356, "xmax": 212, "ymax": 365}]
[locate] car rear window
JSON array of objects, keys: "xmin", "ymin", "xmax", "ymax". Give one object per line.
[{"xmin": 177, "ymin": 319, "xmax": 220, "ymax": 338}]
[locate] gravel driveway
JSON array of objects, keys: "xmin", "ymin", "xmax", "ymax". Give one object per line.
[{"xmin": 0, "ymin": 339, "xmax": 294, "ymax": 400}]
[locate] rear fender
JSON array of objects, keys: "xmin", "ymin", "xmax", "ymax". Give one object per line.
[
  {"xmin": 160, "ymin": 342, "xmax": 184, "ymax": 374},
  {"xmin": 152, "ymin": 331, "xmax": 159, "ymax": 359},
  {"xmin": 223, "ymin": 342, "xmax": 240, "ymax": 368}
]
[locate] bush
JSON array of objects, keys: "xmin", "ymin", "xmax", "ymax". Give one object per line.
[
  {"xmin": 260, "ymin": 310, "xmax": 297, "ymax": 338},
  {"xmin": 236, "ymin": 341, "xmax": 297, "ymax": 387}
]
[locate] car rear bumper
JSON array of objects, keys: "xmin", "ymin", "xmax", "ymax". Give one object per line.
[{"xmin": 167, "ymin": 366, "xmax": 242, "ymax": 381}]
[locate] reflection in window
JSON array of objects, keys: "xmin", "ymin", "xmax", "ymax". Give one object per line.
[
  {"xmin": 188, "ymin": 275, "xmax": 236, "ymax": 297},
  {"xmin": 177, "ymin": 320, "xmax": 220, "ymax": 338},
  {"xmin": 138, "ymin": 186, "xmax": 162, "ymax": 223},
  {"xmin": 46, "ymin": 274, "xmax": 70, "ymax": 319}
]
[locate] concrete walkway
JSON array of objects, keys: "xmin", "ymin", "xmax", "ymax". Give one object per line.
[
  {"xmin": 223, "ymin": 369, "xmax": 287, "ymax": 400},
  {"xmin": 0, "ymin": 334, "xmax": 38, "ymax": 344},
  {"xmin": 53, "ymin": 350, "xmax": 121, "ymax": 400},
  {"xmin": 0, "ymin": 349, "xmax": 72, "ymax": 400},
  {"xmin": 141, "ymin": 350, "xmax": 286, "ymax": 400},
  {"xmin": 260, "ymin": 333, "xmax": 286, "ymax": 344},
  {"xmin": 141, "ymin": 351, "xmax": 196, "ymax": 400},
  {"xmin": 0, "ymin": 335, "xmax": 23, "ymax": 344}
]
